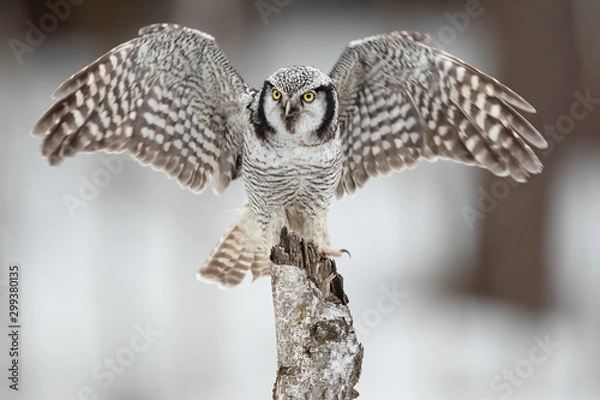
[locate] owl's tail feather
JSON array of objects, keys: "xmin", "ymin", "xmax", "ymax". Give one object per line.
[{"xmin": 197, "ymin": 205, "xmax": 270, "ymax": 289}]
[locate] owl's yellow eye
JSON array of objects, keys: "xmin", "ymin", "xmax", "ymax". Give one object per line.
[
  {"xmin": 272, "ymin": 89, "xmax": 282, "ymax": 101},
  {"xmin": 302, "ymin": 91, "xmax": 315, "ymax": 103}
]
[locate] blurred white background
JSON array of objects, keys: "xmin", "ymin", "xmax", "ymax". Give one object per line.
[{"xmin": 1, "ymin": 0, "xmax": 599, "ymax": 399}]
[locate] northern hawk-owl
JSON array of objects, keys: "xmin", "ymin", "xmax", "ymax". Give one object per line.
[{"xmin": 33, "ymin": 24, "xmax": 547, "ymax": 288}]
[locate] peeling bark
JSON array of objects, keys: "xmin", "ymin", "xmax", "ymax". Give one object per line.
[{"xmin": 271, "ymin": 228, "xmax": 363, "ymax": 400}]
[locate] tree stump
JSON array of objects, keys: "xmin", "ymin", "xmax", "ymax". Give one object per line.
[{"xmin": 271, "ymin": 228, "xmax": 363, "ymax": 400}]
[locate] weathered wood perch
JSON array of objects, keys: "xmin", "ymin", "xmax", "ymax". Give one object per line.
[{"xmin": 270, "ymin": 228, "xmax": 363, "ymax": 400}]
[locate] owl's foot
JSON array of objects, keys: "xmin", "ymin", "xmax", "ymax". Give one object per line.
[{"xmin": 318, "ymin": 245, "xmax": 351, "ymax": 259}]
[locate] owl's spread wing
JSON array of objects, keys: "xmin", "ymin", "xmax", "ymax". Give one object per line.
[
  {"xmin": 33, "ymin": 23, "xmax": 255, "ymax": 194},
  {"xmin": 330, "ymin": 32, "xmax": 547, "ymax": 198}
]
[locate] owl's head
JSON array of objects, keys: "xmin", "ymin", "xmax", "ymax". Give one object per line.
[{"xmin": 254, "ymin": 66, "xmax": 338, "ymax": 144}]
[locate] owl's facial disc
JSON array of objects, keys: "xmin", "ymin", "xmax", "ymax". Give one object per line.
[
  {"xmin": 258, "ymin": 84, "xmax": 336, "ymax": 145},
  {"xmin": 273, "ymin": 88, "xmax": 324, "ymax": 135},
  {"xmin": 255, "ymin": 66, "xmax": 338, "ymax": 144}
]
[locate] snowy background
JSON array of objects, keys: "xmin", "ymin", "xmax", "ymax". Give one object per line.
[{"xmin": 1, "ymin": 0, "xmax": 599, "ymax": 399}]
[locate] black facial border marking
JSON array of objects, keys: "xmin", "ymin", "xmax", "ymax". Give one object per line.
[
  {"xmin": 314, "ymin": 84, "xmax": 336, "ymax": 141},
  {"xmin": 253, "ymin": 81, "xmax": 276, "ymax": 141}
]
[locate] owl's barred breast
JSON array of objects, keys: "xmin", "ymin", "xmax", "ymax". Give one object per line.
[{"xmin": 242, "ymin": 130, "xmax": 343, "ymax": 247}]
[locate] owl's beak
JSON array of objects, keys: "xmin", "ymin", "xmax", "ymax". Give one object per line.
[
  {"xmin": 284, "ymin": 100, "xmax": 299, "ymax": 120},
  {"xmin": 283, "ymin": 100, "xmax": 300, "ymax": 132}
]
